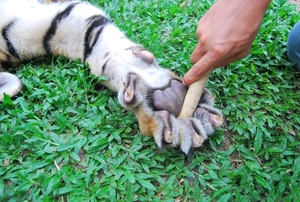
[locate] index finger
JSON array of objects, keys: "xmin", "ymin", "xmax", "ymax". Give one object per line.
[{"xmin": 183, "ymin": 52, "xmax": 216, "ymax": 86}]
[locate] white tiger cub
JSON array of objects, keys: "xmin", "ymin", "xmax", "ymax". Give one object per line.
[{"xmin": 0, "ymin": 0, "xmax": 223, "ymax": 154}]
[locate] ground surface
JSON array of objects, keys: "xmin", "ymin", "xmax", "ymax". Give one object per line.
[{"xmin": 0, "ymin": 0, "xmax": 299, "ymax": 201}]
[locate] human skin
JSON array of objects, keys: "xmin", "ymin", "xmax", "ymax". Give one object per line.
[{"xmin": 183, "ymin": 0, "xmax": 272, "ymax": 86}]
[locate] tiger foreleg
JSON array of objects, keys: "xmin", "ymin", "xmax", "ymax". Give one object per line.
[{"xmin": 0, "ymin": 0, "xmax": 224, "ymax": 153}]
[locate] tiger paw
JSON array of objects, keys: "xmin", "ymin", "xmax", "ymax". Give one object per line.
[
  {"xmin": 117, "ymin": 72, "xmax": 223, "ymax": 154},
  {"xmin": 159, "ymin": 104, "xmax": 223, "ymax": 154},
  {"xmin": 151, "ymin": 93, "xmax": 223, "ymax": 154}
]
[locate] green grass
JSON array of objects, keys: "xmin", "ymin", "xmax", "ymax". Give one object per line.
[{"xmin": 1, "ymin": 0, "xmax": 300, "ymax": 201}]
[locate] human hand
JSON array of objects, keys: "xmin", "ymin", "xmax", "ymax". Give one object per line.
[{"xmin": 183, "ymin": 0, "xmax": 271, "ymax": 86}]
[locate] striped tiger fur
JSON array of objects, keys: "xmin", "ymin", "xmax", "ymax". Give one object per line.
[{"xmin": 0, "ymin": 0, "xmax": 223, "ymax": 154}]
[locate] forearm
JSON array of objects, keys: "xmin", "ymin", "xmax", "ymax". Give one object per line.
[
  {"xmin": 214, "ymin": 0, "xmax": 271, "ymax": 12},
  {"xmin": 210, "ymin": 0, "xmax": 271, "ymax": 27},
  {"xmin": 234, "ymin": 0, "xmax": 271, "ymax": 27}
]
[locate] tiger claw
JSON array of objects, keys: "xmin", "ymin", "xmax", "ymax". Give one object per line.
[
  {"xmin": 155, "ymin": 110, "xmax": 174, "ymax": 143},
  {"xmin": 123, "ymin": 73, "xmax": 137, "ymax": 103},
  {"xmin": 210, "ymin": 114, "xmax": 223, "ymax": 128},
  {"xmin": 192, "ymin": 133, "xmax": 205, "ymax": 148},
  {"xmin": 164, "ymin": 129, "xmax": 173, "ymax": 143}
]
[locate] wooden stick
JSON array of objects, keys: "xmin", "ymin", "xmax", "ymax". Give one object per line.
[
  {"xmin": 176, "ymin": 70, "xmax": 212, "ymax": 146},
  {"xmin": 178, "ymin": 70, "xmax": 212, "ymax": 118}
]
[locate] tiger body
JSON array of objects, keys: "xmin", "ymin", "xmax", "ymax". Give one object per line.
[
  {"xmin": 0, "ymin": 0, "xmax": 223, "ymax": 154},
  {"xmin": 0, "ymin": 0, "xmax": 171, "ymax": 90}
]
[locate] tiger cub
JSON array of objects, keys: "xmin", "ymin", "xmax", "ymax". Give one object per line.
[{"xmin": 0, "ymin": 0, "xmax": 223, "ymax": 154}]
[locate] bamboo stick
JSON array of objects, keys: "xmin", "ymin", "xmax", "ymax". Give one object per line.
[{"xmin": 178, "ymin": 70, "xmax": 212, "ymax": 118}]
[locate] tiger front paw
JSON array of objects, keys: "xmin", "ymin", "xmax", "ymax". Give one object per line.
[
  {"xmin": 153, "ymin": 103, "xmax": 223, "ymax": 154},
  {"xmin": 138, "ymin": 94, "xmax": 222, "ymax": 154},
  {"xmin": 118, "ymin": 72, "xmax": 223, "ymax": 154}
]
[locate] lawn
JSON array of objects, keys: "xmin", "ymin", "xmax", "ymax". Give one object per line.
[{"xmin": 1, "ymin": 0, "xmax": 299, "ymax": 201}]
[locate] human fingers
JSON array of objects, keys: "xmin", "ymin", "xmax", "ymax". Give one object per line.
[
  {"xmin": 184, "ymin": 48, "xmax": 250, "ymax": 86},
  {"xmin": 183, "ymin": 52, "xmax": 216, "ymax": 86},
  {"xmin": 213, "ymin": 47, "xmax": 251, "ymax": 67},
  {"xmin": 190, "ymin": 43, "xmax": 205, "ymax": 64}
]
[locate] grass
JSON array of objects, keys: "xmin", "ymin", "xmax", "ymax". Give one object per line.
[{"xmin": 1, "ymin": 0, "xmax": 299, "ymax": 201}]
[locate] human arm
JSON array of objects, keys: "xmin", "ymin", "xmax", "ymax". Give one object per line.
[{"xmin": 183, "ymin": 0, "xmax": 271, "ymax": 86}]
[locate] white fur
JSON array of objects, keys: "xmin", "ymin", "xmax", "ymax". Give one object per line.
[{"xmin": 0, "ymin": 72, "xmax": 22, "ymax": 100}]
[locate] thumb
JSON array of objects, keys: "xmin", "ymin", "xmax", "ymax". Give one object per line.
[{"xmin": 183, "ymin": 53, "xmax": 215, "ymax": 86}]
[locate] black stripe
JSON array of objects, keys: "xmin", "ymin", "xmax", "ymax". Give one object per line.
[
  {"xmin": 101, "ymin": 52, "xmax": 110, "ymax": 73},
  {"xmin": 6, "ymin": 54, "xmax": 12, "ymax": 64},
  {"xmin": 43, "ymin": 3, "xmax": 79, "ymax": 55},
  {"xmin": 2, "ymin": 21, "xmax": 22, "ymax": 61},
  {"xmin": 125, "ymin": 46, "xmax": 136, "ymax": 51},
  {"xmin": 91, "ymin": 28, "xmax": 104, "ymax": 49},
  {"xmin": 0, "ymin": 54, "xmax": 14, "ymax": 69},
  {"xmin": 83, "ymin": 15, "xmax": 111, "ymax": 63},
  {"xmin": 102, "ymin": 60, "xmax": 108, "ymax": 73}
]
